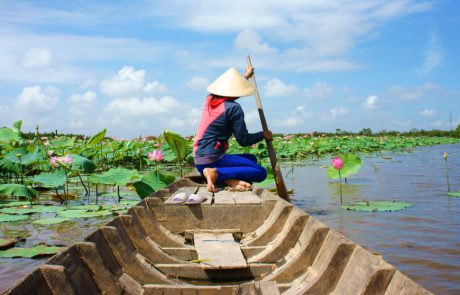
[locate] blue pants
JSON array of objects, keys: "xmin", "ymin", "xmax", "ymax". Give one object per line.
[{"xmin": 195, "ymin": 154, "xmax": 267, "ymax": 184}]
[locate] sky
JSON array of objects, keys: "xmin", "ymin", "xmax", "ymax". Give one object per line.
[{"xmin": 0, "ymin": 0, "xmax": 459, "ymax": 138}]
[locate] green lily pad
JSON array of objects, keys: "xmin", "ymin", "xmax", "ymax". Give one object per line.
[
  {"xmin": 342, "ymin": 200, "xmax": 412, "ymax": 212},
  {"xmin": 0, "ymin": 214, "xmax": 29, "ymax": 222},
  {"xmin": 68, "ymin": 204, "xmax": 105, "ymax": 211},
  {"xmin": 0, "ymin": 205, "xmax": 65, "ymax": 215},
  {"xmin": 0, "ymin": 244, "xmax": 65, "ymax": 258},
  {"xmin": 89, "ymin": 168, "xmax": 139, "ymax": 186},
  {"xmin": 447, "ymin": 191, "xmax": 460, "ymax": 198},
  {"xmin": 32, "ymin": 169, "xmax": 67, "ymax": 188},
  {"xmin": 132, "ymin": 171, "xmax": 175, "ymax": 199},
  {"xmin": 57, "ymin": 209, "xmax": 113, "ymax": 219},
  {"xmin": 32, "ymin": 217, "xmax": 71, "ymax": 225},
  {"xmin": 0, "ymin": 201, "xmax": 31, "ymax": 208},
  {"xmin": 0, "ymin": 184, "xmax": 38, "ymax": 199}
]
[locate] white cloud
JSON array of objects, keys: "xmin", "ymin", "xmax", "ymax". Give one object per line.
[
  {"xmin": 70, "ymin": 91, "xmax": 96, "ymax": 107},
  {"xmin": 21, "ymin": 47, "xmax": 52, "ymax": 69},
  {"xmin": 419, "ymin": 108, "xmax": 436, "ymax": 117},
  {"xmin": 304, "ymin": 82, "xmax": 333, "ymax": 99},
  {"xmin": 185, "ymin": 76, "xmax": 209, "ymax": 90},
  {"xmin": 419, "ymin": 32, "xmax": 442, "ymax": 74},
  {"xmin": 330, "ymin": 107, "xmax": 349, "ymax": 117},
  {"xmin": 387, "ymin": 82, "xmax": 438, "ymax": 100},
  {"xmin": 234, "ymin": 29, "xmax": 277, "ymax": 54},
  {"xmin": 244, "ymin": 110, "xmax": 259, "ymax": 125},
  {"xmin": 362, "ymin": 95, "xmax": 379, "ymax": 110},
  {"xmin": 16, "ymin": 85, "xmax": 59, "ymax": 112},
  {"xmin": 264, "ymin": 78, "xmax": 298, "ymax": 97},
  {"xmin": 150, "ymin": 1, "xmax": 430, "ymax": 72},
  {"xmin": 276, "ymin": 117, "xmax": 304, "ymax": 128},
  {"xmin": 104, "ymin": 96, "xmax": 180, "ymax": 116}
]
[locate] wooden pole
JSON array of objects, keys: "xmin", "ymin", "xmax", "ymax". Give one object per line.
[{"xmin": 246, "ymin": 55, "xmax": 290, "ymax": 202}]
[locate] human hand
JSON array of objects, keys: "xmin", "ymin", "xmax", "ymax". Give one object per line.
[
  {"xmin": 244, "ymin": 65, "xmax": 254, "ymax": 79},
  {"xmin": 263, "ymin": 130, "xmax": 273, "ymax": 141}
]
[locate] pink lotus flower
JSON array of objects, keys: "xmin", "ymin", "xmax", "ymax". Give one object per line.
[
  {"xmin": 50, "ymin": 155, "xmax": 73, "ymax": 167},
  {"xmin": 44, "ymin": 140, "xmax": 50, "ymax": 146},
  {"xmin": 155, "ymin": 143, "xmax": 162, "ymax": 147},
  {"xmin": 331, "ymin": 158, "xmax": 344, "ymax": 170},
  {"xmin": 50, "ymin": 156, "xmax": 59, "ymax": 167},
  {"xmin": 148, "ymin": 149, "xmax": 164, "ymax": 162},
  {"xmin": 302, "ymin": 134, "xmax": 310, "ymax": 138},
  {"xmin": 284, "ymin": 135, "xmax": 294, "ymax": 139},
  {"xmin": 251, "ymin": 143, "xmax": 257, "ymax": 148},
  {"xmin": 40, "ymin": 136, "xmax": 48, "ymax": 141}
]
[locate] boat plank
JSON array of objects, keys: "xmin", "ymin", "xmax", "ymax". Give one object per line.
[
  {"xmin": 232, "ymin": 191, "xmax": 261, "ymax": 204},
  {"xmin": 194, "ymin": 233, "xmax": 246, "ymax": 269},
  {"xmin": 213, "ymin": 191, "xmax": 235, "ymax": 205}
]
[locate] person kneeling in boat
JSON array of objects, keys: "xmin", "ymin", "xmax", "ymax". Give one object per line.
[{"xmin": 193, "ymin": 66, "xmax": 272, "ymax": 192}]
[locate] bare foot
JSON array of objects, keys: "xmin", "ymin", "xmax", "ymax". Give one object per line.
[
  {"xmin": 224, "ymin": 179, "xmax": 252, "ymax": 191},
  {"xmin": 203, "ymin": 168, "xmax": 218, "ymax": 192}
]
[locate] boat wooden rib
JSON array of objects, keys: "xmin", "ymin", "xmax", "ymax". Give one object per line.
[{"xmin": 4, "ymin": 174, "xmax": 432, "ymax": 295}]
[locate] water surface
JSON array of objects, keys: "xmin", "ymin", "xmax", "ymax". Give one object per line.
[{"xmin": 287, "ymin": 144, "xmax": 460, "ymax": 294}]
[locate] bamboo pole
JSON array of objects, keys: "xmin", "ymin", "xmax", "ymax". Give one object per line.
[{"xmin": 246, "ymin": 55, "xmax": 290, "ymax": 202}]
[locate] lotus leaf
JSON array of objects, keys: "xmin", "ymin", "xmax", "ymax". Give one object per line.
[
  {"xmin": 32, "ymin": 170, "xmax": 66, "ymax": 188},
  {"xmin": 69, "ymin": 154, "xmax": 96, "ymax": 173},
  {"xmin": 0, "ymin": 244, "xmax": 65, "ymax": 258},
  {"xmin": 57, "ymin": 209, "xmax": 113, "ymax": 218},
  {"xmin": 4, "ymin": 148, "xmax": 28, "ymax": 164},
  {"xmin": 12, "ymin": 120, "xmax": 22, "ymax": 133},
  {"xmin": 32, "ymin": 217, "xmax": 71, "ymax": 225},
  {"xmin": 447, "ymin": 191, "xmax": 460, "ymax": 198},
  {"xmin": 342, "ymin": 200, "xmax": 412, "ymax": 212},
  {"xmin": 87, "ymin": 128, "xmax": 106, "ymax": 146},
  {"xmin": 0, "ymin": 158, "xmax": 20, "ymax": 173},
  {"xmin": 69, "ymin": 204, "xmax": 104, "ymax": 211},
  {"xmin": 0, "ymin": 201, "xmax": 31, "ymax": 208},
  {"xmin": 51, "ymin": 136, "xmax": 75, "ymax": 148},
  {"xmin": 0, "ymin": 127, "xmax": 20, "ymax": 142},
  {"xmin": 133, "ymin": 171, "xmax": 175, "ymax": 199},
  {"xmin": 0, "ymin": 205, "xmax": 64, "ymax": 215},
  {"xmin": 0, "ymin": 184, "xmax": 38, "ymax": 199},
  {"xmin": 90, "ymin": 167, "xmax": 139, "ymax": 186},
  {"xmin": 0, "ymin": 214, "xmax": 29, "ymax": 222},
  {"xmin": 163, "ymin": 130, "xmax": 188, "ymax": 162},
  {"xmin": 327, "ymin": 153, "xmax": 362, "ymax": 179}
]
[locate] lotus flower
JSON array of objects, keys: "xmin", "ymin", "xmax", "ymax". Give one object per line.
[
  {"xmin": 60, "ymin": 155, "xmax": 73, "ymax": 165},
  {"xmin": 50, "ymin": 155, "xmax": 73, "ymax": 167},
  {"xmin": 155, "ymin": 143, "xmax": 162, "ymax": 148},
  {"xmin": 50, "ymin": 156, "xmax": 59, "ymax": 167},
  {"xmin": 332, "ymin": 158, "xmax": 344, "ymax": 170},
  {"xmin": 252, "ymin": 144, "xmax": 257, "ymax": 148},
  {"xmin": 148, "ymin": 149, "xmax": 164, "ymax": 162},
  {"xmin": 443, "ymin": 152, "xmax": 448, "ymax": 159},
  {"xmin": 43, "ymin": 140, "xmax": 50, "ymax": 146}
]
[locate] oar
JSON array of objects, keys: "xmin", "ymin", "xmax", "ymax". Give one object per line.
[{"xmin": 246, "ymin": 55, "xmax": 290, "ymax": 202}]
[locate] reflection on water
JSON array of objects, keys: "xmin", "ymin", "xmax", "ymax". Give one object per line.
[{"xmin": 288, "ymin": 144, "xmax": 460, "ymax": 294}]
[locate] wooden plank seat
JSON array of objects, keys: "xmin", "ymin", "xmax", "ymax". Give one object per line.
[{"xmin": 194, "ymin": 233, "xmax": 247, "ymax": 269}]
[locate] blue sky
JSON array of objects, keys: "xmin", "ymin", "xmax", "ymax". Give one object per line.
[{"xmin": 0, "ymin": 0, "xmax": 459, "ymax": 137}]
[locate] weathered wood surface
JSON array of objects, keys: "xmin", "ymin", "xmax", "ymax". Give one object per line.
[
  {"xmin": 214, "ymin": 190, "xmax": 261, "ymax": 205},
  {"xmin": 194, "ymin": 233, "xmax": 247, "ymax": 269}
]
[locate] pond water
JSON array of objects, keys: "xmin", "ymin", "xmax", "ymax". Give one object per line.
[
  {"xmin": 287, "ymin": 143, "xmax": 460, "ymax": 294},
  {"xmin": 1, "ymin": 144, "xmax": 459, "ymax": 294}
]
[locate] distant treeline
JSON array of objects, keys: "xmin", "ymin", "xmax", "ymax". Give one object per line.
[{"xmin": 18, "ymin": 124, "xmax": 460, "ymax": 140}]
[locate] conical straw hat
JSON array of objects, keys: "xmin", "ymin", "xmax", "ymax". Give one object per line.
[{"xmin": 207, "ymin": 67, "xmax": 255, "ymax": 97}]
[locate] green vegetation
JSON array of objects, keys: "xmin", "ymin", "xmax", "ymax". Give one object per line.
[{"xmin": 342, "ymin": 200, "xmax": 413, "ymax": 212}]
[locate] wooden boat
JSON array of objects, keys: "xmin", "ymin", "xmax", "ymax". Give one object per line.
[{"xmin": 4, "ymin": 174, "xmax": 432, "ymax": 295}]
